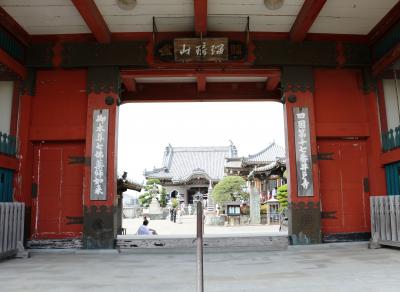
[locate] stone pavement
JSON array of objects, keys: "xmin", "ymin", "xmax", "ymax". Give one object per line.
[
  {"xmin": 123, "ymin": 215, "xmax": 281, "ymax": 235},
  {"xmin": 1, "ymin": 242, "xmax": 400, "ymax": 291}
]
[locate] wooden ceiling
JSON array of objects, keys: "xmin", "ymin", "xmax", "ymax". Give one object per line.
[{"xmin": 0, "ymin": 0, "xmax": 397, "ymax": 36}]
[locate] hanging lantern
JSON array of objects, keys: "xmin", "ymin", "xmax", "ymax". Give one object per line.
[
  {"xmin": 264, "ymin": 0, "xmax": 284, "ymax": 10},
  {"xmin": 116, "ymin": 0, "xmax": 137, "ymax": 10}
]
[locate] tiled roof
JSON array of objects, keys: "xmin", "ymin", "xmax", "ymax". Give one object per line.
[
  {"xmin": 117, "ymin": 171, "xmax": 143, "ymax": 191},
  {"xmin": 244, "ymin": 142, "xmax": 285, "ymax": 164},
  {"xmin": 253, "ymin": 159, "xmax": 286, "ymax": 173},
  {"xmin": 145, "ymin": 144, "xmax": 237, "ymax": 183}
]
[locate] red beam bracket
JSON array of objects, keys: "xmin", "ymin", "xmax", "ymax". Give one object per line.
[
  {"xmin": 266, "ymin": 76, "xmax": 280, "ymax": 91},
  {"xmin": 289, "ymin": 0, "xmax": 327, "ymax": 43},
  {"xmin": 71, "ymin": 0, "xmax": 111, "ymax": 43},
  {"xmin": 122, "ymin": 77, "xmax": 136, "ymax": 92},
  {"xmin": 197, "ymin": 76, "xmax": 206, "ymax": 92},
  {"xmin": 0, "ymin": 47, "xmax": 27, "ymax": 79}
]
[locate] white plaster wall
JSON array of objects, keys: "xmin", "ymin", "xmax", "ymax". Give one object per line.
[{"xmin": 0, "ymin": 81, "xmax": 14, "ymax": 134}]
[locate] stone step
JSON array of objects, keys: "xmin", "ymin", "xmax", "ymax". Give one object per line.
[
  {"xmin": 117, "ymin": 234, "xmax": 288, "ymax": 251},
  {"xmin": 27, "ymin": 239, "xmax": 83, "ymax": 249}
]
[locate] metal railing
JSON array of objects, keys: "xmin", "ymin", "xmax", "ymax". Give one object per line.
[
  {"xmin": 0, "ymin": 132, "xmax": 17, "ymax": 156},
  {"xmin": 370, "ymin": 196, "xmax": 400, "ymax": 248},
  {"xmin": 0, "ymin": 202, "xmax": 25, "ymax": 259},
  {"xmin": 381, "ymin": 125, "xmax": 400, "ymax": 152}
]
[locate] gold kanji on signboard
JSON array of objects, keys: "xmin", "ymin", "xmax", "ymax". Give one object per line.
[{"xmin": 174, "ymin": 38, "xmax": 228, "ymax": 62}]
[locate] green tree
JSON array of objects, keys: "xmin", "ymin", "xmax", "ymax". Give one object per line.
[
  {"xmin": 276, "ymin": 184, "xmax": 288, "ymax": 212},
  {"xmin": 138, "ymin": 178, "xmax": 167, "ymax": 208},
  {"xmin": 212, "ymin": 176, "xmax": 249, "ymax": 206}
]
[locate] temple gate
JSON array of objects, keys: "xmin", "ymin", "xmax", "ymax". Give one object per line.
[{"xmin": 0, "ymin": 0, "xmax": 398, "ymax": 248}]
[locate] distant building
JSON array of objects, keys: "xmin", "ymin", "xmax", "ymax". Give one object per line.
[
  {"xmin": 144, "ymin": 143, "xmax": 238, "ymax": 204},
  {"xmin": 225, "ymin": 142, "xmax": 286, "ymax": 202},
  {"xmin": 117, "ymin": 172, "xmax": 143, "ymax": 234}
]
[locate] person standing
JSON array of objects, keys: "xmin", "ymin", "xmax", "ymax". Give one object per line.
[
  {"xmin": 271, "ymin": 187, "xmax": 277, "ymax": 199},
  {"xmin": 188, "ymin": 204, "xmax": 192, "ymax": 215},
  {"xmin": 171, "ymin": 208, "xmax": 177, "ymax": 223},
  {"xmin": 177, "ymin": 208, "xmax": 182, "ymax": 224}
]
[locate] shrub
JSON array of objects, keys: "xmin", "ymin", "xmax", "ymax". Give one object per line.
[
  {"xmin": 276, "ymin": 184, "xmax": 288, "ymax": 212},
  {"xmin": 212, "ymin": 176, "xmax": 249, "ymax": 205},
  {"xmin": 260, "ymin": 204, "xmax": 268, "ymax": 214}
]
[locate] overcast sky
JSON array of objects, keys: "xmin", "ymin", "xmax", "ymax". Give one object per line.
[{"xmin": 117, "ymin": 102, "xmax": 285, "ymax": 184}]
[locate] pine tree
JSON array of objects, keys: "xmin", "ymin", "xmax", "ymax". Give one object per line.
[{"xmin": 138, "ymin": 178, "xmax": 167, "ymax": 207}]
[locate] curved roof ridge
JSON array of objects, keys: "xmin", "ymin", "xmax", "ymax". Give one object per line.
[
  {"xmin": 247, "ymin": 141, "xmax": 276, "ymax": 159},
  {"xmin": 172, "ymin": 146, "xmax": 231, "ymax": 151}
]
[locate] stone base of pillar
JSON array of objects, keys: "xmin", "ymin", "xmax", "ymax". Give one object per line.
[
  {"xmin": 289, "ymin": 202, "xmax": 321, "ymax": 245},
  {"xmin": 83, "ymin": 205, "xmax": 116, "ymax": 249},
  {"xmin": 204, "ymin": 211, "xmax": 225, "ymax": 225}
]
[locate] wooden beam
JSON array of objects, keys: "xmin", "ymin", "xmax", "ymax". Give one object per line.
[
  {"xmin": 0, "ymin": 47, "xmax": 27, "ymax": 79},
  {"xmin": 70, "ymin": 0, "xmax": 111, "ymax": 43},
  {"xmin": 122, "ymin": 83, "xmax": 281, "ymax": 103},
  {"xmin": 372, "ymin": 43, "xmax": 400, "ymax": 77},
  {"xmin": 194, "ymin": 0, "xmax": 207, "ymax": 36},
  {"xmin": 368, "ymin": 1, "xmax": 400, "ymax": 44},
  {"xmin": 289, "ymin": 0, "xmax": 327, "ymax": 42},
  {"xmin": 197, "ymin": 76, "xmax": 206, "ymax": 92},
  {"xmin": 121, "ymin": 69, "xmax": 281, "ymax": 78},
  {"xmin": 0, "ymin": 7, "xmax": 30, "ymax": 46}
]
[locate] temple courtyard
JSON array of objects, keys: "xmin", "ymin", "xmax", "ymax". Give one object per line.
[
  {"xmin": 1, "ymin": 243, "xmax": 399, "ymax": 291},
  {"xmin": 122, "ymin": 215, "xmax": 282, "ymax": 235}
]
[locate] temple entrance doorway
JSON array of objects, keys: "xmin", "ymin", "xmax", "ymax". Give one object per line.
[
  {"xmin": 187, "ymin": 187, "xmax": 208, "ymax": 205},
  {"xmin": 117, "ymin": 100, "xmax": 288, "ymax": 240}
]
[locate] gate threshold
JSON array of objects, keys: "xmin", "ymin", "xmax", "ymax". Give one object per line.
[{"xmin": 117, "ymin": 233, "xmax": 288, "ymax": 251}]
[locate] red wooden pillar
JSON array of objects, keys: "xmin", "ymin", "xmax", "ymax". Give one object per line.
[
  {"xmin": 15, "ymin": 69, "xmax": 36, "ymax": 239},
  {"xmin": 83, "ymin": 67, "xmax": 119, "ymax": 249},
  {"xmin": 282, "ymin": 67, "xmax": 321, "ymax": 244}
]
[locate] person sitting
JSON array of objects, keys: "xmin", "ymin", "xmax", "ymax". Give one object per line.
[{"xmin": 136, "ymin": 219, "xmax": 157, "ymax": 235}]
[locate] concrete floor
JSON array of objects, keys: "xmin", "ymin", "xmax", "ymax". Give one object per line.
[{"xmin": 1, "ymin": 243, "xmax": 400, "ymax": 291}]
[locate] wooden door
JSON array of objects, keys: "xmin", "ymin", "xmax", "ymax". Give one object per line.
[
  {"xmin": 318, "ymin": 140, "xmax": 369, "ymax": 234},
  {"xmin": 32, "ymin": 142, "xmax": 84, "ymax": 239}
]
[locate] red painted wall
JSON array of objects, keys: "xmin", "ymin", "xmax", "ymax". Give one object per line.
[
  {"xmin": 314, "ymin": 69, "xmax": 369, "ymax": 137},
  {"xmin": 313, "ymin": 69, "xmax": 386, "ymax": 235},
  {"xmin": 30, "ymin": 70, "xmax": 87, "ymax": 141},
  {"xmin": 16, "ymin": 69, "xmax": 88, "ymax": 239}
]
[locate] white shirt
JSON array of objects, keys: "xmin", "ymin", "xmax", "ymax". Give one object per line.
[{"xmin": 137, "ymin": 225, "xmax": 151, "ymax": 235}]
